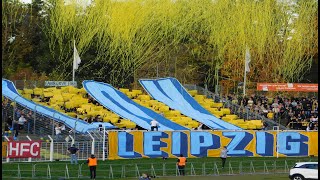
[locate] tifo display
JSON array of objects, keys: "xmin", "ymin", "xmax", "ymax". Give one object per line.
[{"xmin": 108, "ymin": 131, "xmax": 318, "ymax": 159}]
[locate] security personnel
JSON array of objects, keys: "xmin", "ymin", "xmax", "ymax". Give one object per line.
[
  {"xmin": 87, "ymin": 154, "xmax": 98, "ymax": 180},
  {"xmin": 176, "ymin": 154, "xmax": 187, "ymax": 176}
]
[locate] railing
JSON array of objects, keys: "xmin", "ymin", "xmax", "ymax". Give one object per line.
[
  {"xmin": 287, "ymin": 122, "xmax": 313, "ymax": 130},
  {"xmin": 12, "ymin": 80, "xmax": 47, "ymax": 90},
  {"xmin": 183, "ymin": 84, "xmax": 289, "ymax": 130},
  {"xmin": 2, "ymin": 159, "xmax": 315, "ymax": 179}
]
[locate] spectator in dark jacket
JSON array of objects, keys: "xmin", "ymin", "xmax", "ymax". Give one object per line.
[{"xmin": 68, "ymin": 144, "xmax": 79, "ymax": 164}]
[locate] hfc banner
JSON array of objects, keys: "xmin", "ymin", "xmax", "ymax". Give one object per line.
[
  {"xmin": 7, "ymin": 141, "xmax": 42, "ymax": 158},
  {"xmin": 108, "ymin": 131, "xmax": 318, "ymax": 159}
]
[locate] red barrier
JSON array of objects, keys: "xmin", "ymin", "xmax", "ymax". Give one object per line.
[
  {"xmin": 7, "ymin": 141, "xmax": 41, "ymax": 158},
  {"xmin": 257, "ymin": 83, "xmax": 318, "ymax": 92}
]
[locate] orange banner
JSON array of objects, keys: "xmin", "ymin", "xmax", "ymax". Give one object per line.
[{"xmin": 257, "ymin": 83, "xmax": 318, "ymax": 92}]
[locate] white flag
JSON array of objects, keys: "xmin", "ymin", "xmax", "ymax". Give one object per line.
[
  {"xmin": 73, "ymin": 41, "xmax": 81, "ymax": 70},
  {"xmin": 245, "ymin": 47, "xmax": 251, "ymax": 72}
]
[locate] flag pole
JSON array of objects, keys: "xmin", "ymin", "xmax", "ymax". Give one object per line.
[
  {"xmin": 243, "ymin": 47, "xmax": 250, "ymax": 96},
  {"xmin": 72, "ymin": 40, "xmax": 75, "ymax": 82},
  {"xmin": 243, "ymin": 65, "xmax": 246, "ymax": 96}
]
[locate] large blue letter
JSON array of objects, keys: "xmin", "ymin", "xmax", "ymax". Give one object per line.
[
  {"xmin": 118, "ymin": 132, "xmax": 142, "ymax": 158},
  {"xmin": 171, "ymin": 132, "xmax": 188, "ymax": 157},
  {"xmin": 256, "ymin": 132, "xmax": 274, "ymax": 156},
  {"xmin": 277, "ymin": 132, "xmax": 308, "ymax": 156},
  {"xmin": 144, "ymin": 132, "xmax": 168, "ymax": 158},
  {"xmin": 223, "ymin": 131, "xmax": 253, "ymax": 156},
  {"xmin": 190, "ymin": 132, "xmax": 220, "ymax": 157}
]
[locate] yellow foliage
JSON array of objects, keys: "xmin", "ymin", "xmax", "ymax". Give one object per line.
[{"xmin": 45, "ymin": 0, "xmax": 317, "ymax": 85}]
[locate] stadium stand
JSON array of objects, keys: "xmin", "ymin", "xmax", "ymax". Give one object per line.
[
  {"xmin": 119, "ymin": 90, "xmax": 202, "ymax": 129},
  {"xmin": 9, "ymin": 80, "xmax": 194, "ymax": 131},
  {"xmin": 2, "ymin": 79, "xmax": 116, "ymax": 134},
  {"xmin": 225, "ymin": 94, "xmax": 318, "ymax": 130},
  {"xmin": 192, "ymin": 94, "xmax": 264, "ymax": 130},
  {"xmin": 9, "ymin": 78, "xmax": 310, "ymax": 131},
  {"xmin": 117, "ymin": 89, "xmax": 263, "ymax": 130},
  {"xmin": 18, "ymin": 85, "xmax": 137, "ymax": 130},
  {"xmin": 136, "ymin": 88, "xmax": 263, "ymax": 130},
  {"xmin": 83, "ymin": 80, "xmax": 189, "ymax": 131},
  {"xmin": 7, "ymin": 81, "xmax": 261, "ymax": 131},
  {"xmin": 6, "ymin": 80, "xmax": 195, "ymax": 131},
  {"xmin": 139, "ymin": 78, "xmax": 263, "ymax": 130}
]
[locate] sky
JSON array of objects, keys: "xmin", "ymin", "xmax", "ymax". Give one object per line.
[{"xmin": 20, "ymin": 0, "xmax": 32, "ymax": 3}]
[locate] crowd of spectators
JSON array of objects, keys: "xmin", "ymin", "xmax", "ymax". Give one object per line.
[
  {"xmin": 2, "ymin": 100, "xmax": 35, "ymax": 138},
  {"xmin": 225, "ymin": 94, "xmax": 318, "ymax": 130},
  {"xmin": 2, "ymin": 97, "xmax": 68, "ymax": 140}
]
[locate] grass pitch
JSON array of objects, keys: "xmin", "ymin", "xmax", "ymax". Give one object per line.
[{"xmin": 2, "ymin": 156, "xmax": 317, "ymax": 180}]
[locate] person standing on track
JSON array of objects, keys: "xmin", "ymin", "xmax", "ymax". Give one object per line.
[
  {"xmin": 220, "ymin": 146, "xmax": 228, "ymax": 169},
  {"xmin": 87, "ymin": 154, "xmax": 98, "ymax": 180},
  {"xmin": 177, "ymin": 154, "xmax": 187, "ymax": 176},
  {"xmin": 68, "ymin": 144, "xmax": 79, "ymax": 165}
]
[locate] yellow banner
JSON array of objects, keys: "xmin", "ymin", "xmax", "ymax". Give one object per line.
[{"xmin": 2, "ymin": 142, "xmax": 7, "ymax": 157}]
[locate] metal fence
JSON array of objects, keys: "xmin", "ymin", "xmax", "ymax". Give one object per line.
[
  {"xmin": 12, "ymin": 80, "xmax": 54, "ymax": 89},
  {"xmin": 2, "ymin": 135, "xmax": 107, "ymax": 163},
  {"xmin": 2, "ymin": 159, "xmax": 316, "ymax": 179}
]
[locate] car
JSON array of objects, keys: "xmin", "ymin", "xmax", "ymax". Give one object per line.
[{"xmin": 289, "ymin": 162, "xmax": 318, "ymax": 180}]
